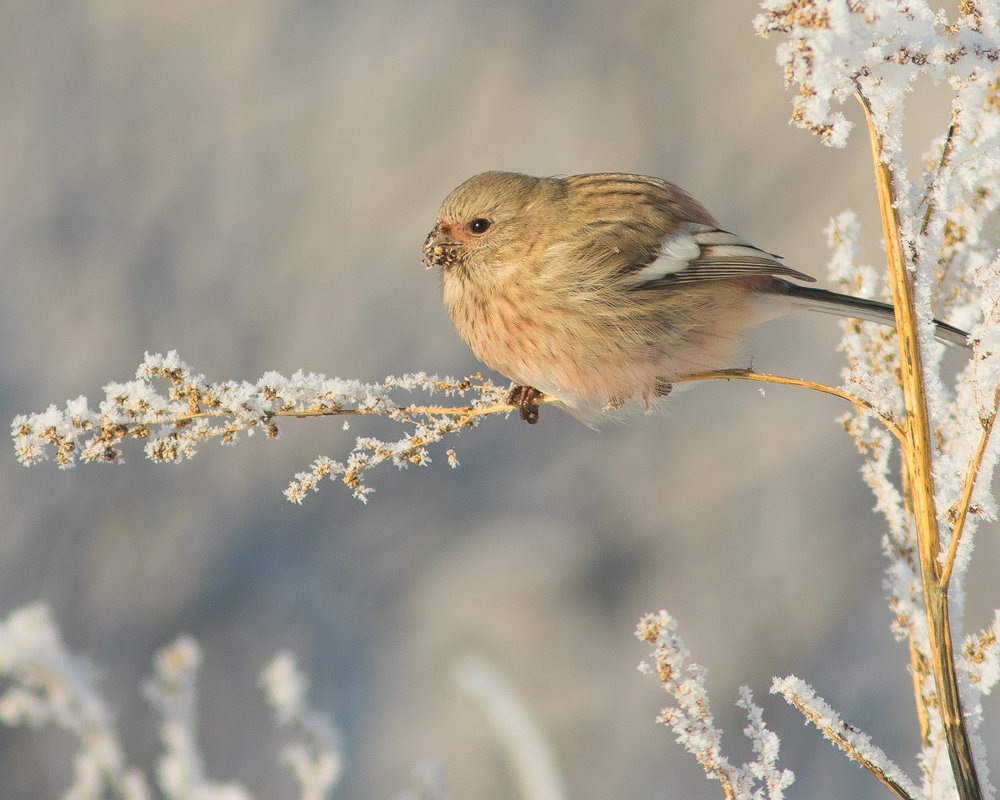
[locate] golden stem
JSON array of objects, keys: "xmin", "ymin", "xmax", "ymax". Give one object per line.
[{"xmin": 859, "ymin": 93, "xmax": 982, "ymax": 800}]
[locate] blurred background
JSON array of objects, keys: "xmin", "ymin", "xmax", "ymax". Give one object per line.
[{"xmin": 1, "ymin": 1, "xmax": 996, "ymax": 798}]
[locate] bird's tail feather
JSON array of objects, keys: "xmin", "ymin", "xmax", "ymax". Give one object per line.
[{"xmin": 771, "ymin": 280, "xmax": 969, "ymax": 348}]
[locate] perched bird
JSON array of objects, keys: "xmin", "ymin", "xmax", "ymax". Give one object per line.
[{"xmin": 423, "ymin": 171, "xmax": 967, "ymax": 423}]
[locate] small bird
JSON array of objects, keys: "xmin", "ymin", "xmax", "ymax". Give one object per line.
[{"xmin": 423, "ymin": 171, "xmax": 967, "ymax": 423}]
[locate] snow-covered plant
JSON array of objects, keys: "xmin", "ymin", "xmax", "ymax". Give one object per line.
[
  {"xmin": 636, "ymin": 611, "xmax": 795, "ymax": 800},
  {"xmin": 10, "ymin": 351, "xmax": 510, "ymax": 503},
  {"xmin": 0, "ymin": 604, "xmax": 562, "ymax": 800},
  {"xmin": 0, "ymin": 604, "xmax": 342, "ymax": 800},
  {"xmin": 741, "ymin": 2, "xmax": 998, "ymax": 798}
]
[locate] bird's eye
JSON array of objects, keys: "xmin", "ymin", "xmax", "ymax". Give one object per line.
[{"xmin": 468, "ymin": 218, "xmax": 491, "ymax": 234}]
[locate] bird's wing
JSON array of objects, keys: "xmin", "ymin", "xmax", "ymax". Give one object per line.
[{"xmin": 621, "ymin": 224, "xmax": 816, "ymax": 287}]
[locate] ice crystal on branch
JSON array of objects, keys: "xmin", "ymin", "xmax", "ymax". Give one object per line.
[
  {"xmin": 771, "ymin": 677, "xmax": 922, "ymax": 799},
  {"xmin": 636, "ymin": 611, "xmax": 794, "ymax": 799},
  {"xmin": 755, "ymin": 0, "xmax": 1000, "ymax": 146},
  {"xmin": 963, "ymin": 611, "xmax": 1000, "ymax": 693},
  {"xmin": 12, "ymin": 351, "xmax": 511, "ymax": 502}
]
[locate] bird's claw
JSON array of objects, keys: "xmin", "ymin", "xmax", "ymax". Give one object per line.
[{"xmin": 507, "ymin": 385, "xmax": 544, "ymax": 425}]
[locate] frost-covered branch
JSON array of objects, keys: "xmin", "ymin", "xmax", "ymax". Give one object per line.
[
  {"xmin": 144, "ymin": 636, "xmax": 258, "ymax": 800},
  {"xmin": 755, "ymin": 0, "xmax": 1000, "ymax": 147},
  {"xmin": 260, "ymin": 653, "xmax": 343, "ymax": 800},
  {"xmin": 0, "ymin": 604, "xmax": 342, "ymax": 800},
  {"xmin": 0, "ymin": 604, "xmax": 150, "ymax": 800},
  {"xmin": 772, "ymin": 677, "xmax": 921, "ymax": 800},
  {"xmin": 11, "ymin": 350, "xmax": 511, "ymax": 503},
  {"xmin": 941, "ymin": 374, "xmax": 1000, "ymax": 588},
  {"xmin": 636, "ymin": 611, "xmax": 794, "ymax": 800}
]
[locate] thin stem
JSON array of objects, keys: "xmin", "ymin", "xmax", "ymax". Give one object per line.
[
  {"xmin": 675, "ymin": 369, "xmax": 906, "ymax": 443},
  {"xmin": 920, "ymin": 117, "xmax": 957, "ymax": 238},
  {"xmin": 783, "ymin": 692, "xmax": 918, "ymax": 800},
  {"xmin": 940, "ymin": 376, "xmax": 1000, "ymax": 588}
]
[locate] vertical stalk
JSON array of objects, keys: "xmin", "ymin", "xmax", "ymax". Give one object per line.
[{"xmin": 860, "ymin": 97, "xmax": 982, "ymax": 800}]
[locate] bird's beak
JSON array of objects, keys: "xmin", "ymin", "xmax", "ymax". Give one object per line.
[{"xmin": 422, "ymin": 223, "xmax": 456, "ymax": 269}]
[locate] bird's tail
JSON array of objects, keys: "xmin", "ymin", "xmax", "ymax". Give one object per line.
[{"xmin": 770, "ymin": 279, "xmax": 969, "ymax": 348}]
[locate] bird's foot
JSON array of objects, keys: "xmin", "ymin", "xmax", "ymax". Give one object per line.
[{"xmin": 507, "ymin": 385, "xmax": 545, "ymax": 424}]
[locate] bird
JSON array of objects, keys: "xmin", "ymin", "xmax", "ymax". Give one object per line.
[{"xmin": 423, "ymin": 171, "xmax": 968, "ymax": 423}]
